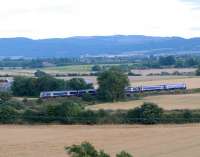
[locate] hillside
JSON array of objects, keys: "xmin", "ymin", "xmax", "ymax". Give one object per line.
[{"xmin": 0, "ymin": 35, "xmax": 200, "ymax": 57}]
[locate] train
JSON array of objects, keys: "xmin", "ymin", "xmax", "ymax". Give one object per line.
[
  {"xmin": 40, "ymin": 89, "xmax": 97, "ymax": 98},
  {"xmin": 40, "ymin": 83, "xmax": 187, "ymax": 98},
  {"xmin": 0, "ymin": 79, "xmax": 13, "ymax": 92},
  {"xmin": 125, "ymin": 83, "xmax": 186, "ymax": 93}
]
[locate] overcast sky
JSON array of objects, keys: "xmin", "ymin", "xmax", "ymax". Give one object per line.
[{"xmin": 0, "ymin": 0, "xmax": 200, "ymax": 39}]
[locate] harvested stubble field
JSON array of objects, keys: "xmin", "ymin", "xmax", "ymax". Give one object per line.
[
  {"xmin": 131, "ymin": 68, "xmax": 196, "ymax": 76},
  {"xmin": 1, "ymin": 125, "xmax": 200, "ymax": 157},
  {"xmin": 88, "ymin": 93, "xmax": 200, "ymax": 110},
  {"xmin": 130, "ymin": 76, "xmax": 200, "ymax": 90}
]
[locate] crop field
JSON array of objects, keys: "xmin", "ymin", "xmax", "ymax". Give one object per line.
[
  {"xmin": 0, "ymin": 67, "xmax": 200, "ymax": 89},
  {"xmin": 88, "ymin": 93, "xmax": 200, "ymax": 110},
  {"xmin": 132, "ymin": 68, "xmax": 196, "ymax": 76},
  {"xmin": 0, "ymin": 69, "xmax": 35, "ymax": 76},
  {"xmin": 1, "ymin": 125, "xmax": 200, "ymax": 157},
  {"xmin": 43, "ymin": 65, "xmax": 93, "ymax": 73},
  {"xmin": 59, "ymin": 76, "xmax": 200, "ymax": 89},
  {"xmin": 55, "ymin": 76, "xmax": 200, "ymax": 89}
]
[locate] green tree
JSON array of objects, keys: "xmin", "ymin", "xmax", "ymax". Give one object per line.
[
  {"xmin": 92, "ymin": 65, "xmax": 102, "ymax": 72},
  {"xmin": 196, "ymin": 65, "xmax": 200, "ymax": 76},
  {"xmin": 65, "ymin": 142, "xmax": 133, "ymax": 157},
  {"xmin": 65, "ymin": 142, "xmax": 99, "ymax": 157},
  {"xmin": 36, "ymin": 76, "xmax": 65, "ymax": 92},
  {"xmin": 185, "ymin": 58, "xmax": 198, "ymax": 67},
  {"xmin": 0, "ymin": 92, "xmax": 12, "ymax": 102},
  {"xmin": 46, "ymin": 101, "xmax": 83, "ymax": 121},
  {"xmin": 66, "ymin": 78, "xmax": 93, "ymax": 90},
  {"xmin": 0, "ymin": 106, "xmax": 18, "ymax": 123},
  {"xmin": 159, "ymin": 56, "xmax": 176, "ymax": 66},
  {"xmin": 11, "ymin": 76, "xmax": 38, "ymax": 96},
  {"xmin": 97, "ymin": 67, "xmax": 129, "ymax": 102},
  {"xmin": 34, "ymin": 70, "xmax": 49, "ymax": 77},
  {"xmin": 116, "ymin": 151, "xmax": 133, "ymax": 157},
  {"xmin": 127, "ymin": 102, "xmax": 163, "ymax": 124},
  {"xmin": 12, "ymin": 76, "xmax": 65, "ymax": 97}
]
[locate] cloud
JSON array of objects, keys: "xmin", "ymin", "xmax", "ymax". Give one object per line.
[
  {"xmin": 0, "ymin": 0, "xmax": 200, "ymax": 38},
  {"xmin": 179, "ymin": 0, "xmax": 200, "ymax": 12},
  {"xmin": 180, "ymin": 0, "xmax": 200, "ymax": 4},
  {"xmin": 190, "ymin": 27, "xmax": 200, "ymax": 31}
]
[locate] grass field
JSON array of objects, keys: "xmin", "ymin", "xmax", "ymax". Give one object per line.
[
  {"xmin": 88, "ymin": 93, "xmax": 200, "ymax": 110},
  {"xmin": 43, "ymin": 65, "xmax": 93, "ymax": 73},
  {"xmin": 1, "ymin": 125, "xmax": 200, "ymax": 157}
]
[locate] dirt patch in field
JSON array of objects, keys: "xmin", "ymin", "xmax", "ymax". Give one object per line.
[
  {"xmin": 89, "ymin": 93, "xmax": 200, "ymax": 110},
  {"xmin": 1, "ymin": 125, "xmax": 200, "ymax": 157}
]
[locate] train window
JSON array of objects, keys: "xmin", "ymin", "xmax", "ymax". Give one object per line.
[{"xmin": 70, "ymin": 91, "xmax": 77, "ymax": 95}]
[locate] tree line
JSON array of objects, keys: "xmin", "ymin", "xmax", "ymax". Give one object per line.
[{"xmin": 1, "ymin": 55, "xmax": 200, "ymax": 69}]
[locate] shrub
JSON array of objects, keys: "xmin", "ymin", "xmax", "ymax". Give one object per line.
[
  {"xmin": 0, "ymin": 92, "xmax": 12, "ymax": 101},
  {"xmin": 34, "ymin": 70, "xmax": 49, "ymax": 77},
  {"xmin": 0, "ymin": 106, "xmax": 18, "ymax": 123},
  {"xmin": 116, "ymin": 151, "xmax": 133, "ymax": 157},
  {"xmin": 196, "ymin": 65, "xmax": 200, "ymax": 76},
  {"xmin": 82, "ymin": 93, "xmax": 96, "ymax": 102},
  {"xmin": 92, "ymin": 65, "xmax": 102, "ymax": 72},
  {"xmin": 127, "ymin": 102, "xmax": 163, "ymax": 124},
  {"xmin": 65, "ymin": 142, "xmax": 133, "ymax": 157}
]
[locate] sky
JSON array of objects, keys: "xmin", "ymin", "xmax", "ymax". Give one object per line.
[{"xmin": 0, "ymin": 0, "xmax": 200, "ymax": 39}]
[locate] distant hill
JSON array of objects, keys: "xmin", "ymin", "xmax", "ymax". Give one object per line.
[{"xmin": 0, "ymin": 35, "xmax": 200, "ymax": 58}]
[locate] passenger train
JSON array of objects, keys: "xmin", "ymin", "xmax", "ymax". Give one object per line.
[
  {"xmin": 40, "ymin": 83, "xmax": 186, "ymax": 98},
  {"xmin": 125, "ymin": 83, "xmax": 186, "ymax": 93},
  {"xmin": 40, "ymin": 89, "xmax": 96, "ymax": 98}
]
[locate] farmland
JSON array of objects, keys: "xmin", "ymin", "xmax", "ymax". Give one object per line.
[
  {"xmin": 55, "ymin": 76, "xmax": 200, "ymax": 89},
  {"xmin": 131, "ymin": 68, "xmax": 196, "ymax": 76},
  {"xmin": 1, "ymin": 125, "xmax": 200, "ymax": 157},
  {"xmin": 88, "ymin": 93, "xmax": 200, "ymax": 110}
]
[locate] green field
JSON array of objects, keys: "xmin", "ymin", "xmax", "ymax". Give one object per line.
[
  {"xmin": 41, "ymin": 64, "xmax": 120, "ymax": 73},
  {"xmin": 42, "ymin": 64, "xmax": 93, "ymax": 73}
]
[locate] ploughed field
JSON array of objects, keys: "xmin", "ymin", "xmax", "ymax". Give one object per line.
[
  {"xmin": 1, "ymin": 125, "xmax": 200, "ymax": 157},
  {"xmin": 88, "ymin": 93, "xmax": 200, "ymax": 110}
]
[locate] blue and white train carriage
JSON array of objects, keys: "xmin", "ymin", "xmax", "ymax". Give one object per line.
[
  {"xmin": 125, "ymin": 83, "xmax": 186, "ymax": 93},
  {"xmin": 40, "ymin": 89, "xmax": 96, "ymax": 98}
]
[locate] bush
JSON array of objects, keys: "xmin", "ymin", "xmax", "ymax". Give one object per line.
[
  {"xmin": 34, "ymin": 70, "xmax": 49, "ymax": 77},
  {"xmin": 66, "ymin": 78, "xmax": 93, "ymax": 90},
  {"xmin": 116, "ymin": 151, "xmax": 133, "ymax": 157},
  {"xmin": 45, "ymin": 101, "xmax": 84, "ymax": 123},
  {"xmin": 65, "ymin": 142, "xmax": 133, "ymax": 157},
  {"xmin": 127, "ymin": 102, "xmax": 163, "ymax": 124},
  {"xmin": 82, "ymin": 93, "xmax": 96, "ymax": 102},
  {"xmin": 196, "ymin": 65, "xmax": 200, "ymax": 76},
  {"xmin": 0, "ymin": 92, "xmax": 12, "ymax": 101},
  {"xmin": 92, "ymin": 65, "xmax": 102, "ymax": 72},
  {"xmin": 0, "ymin": 106, "xmax": 18, "ymax": 123}
]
